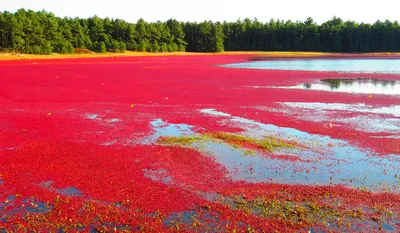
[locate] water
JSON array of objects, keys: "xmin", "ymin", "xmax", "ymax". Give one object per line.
[
  {"xmin": 23, "ymin": 198, "xmax": 52, "ymax": 213},
  {"xmin": 143, "ymin": 168, "xmax": 173, "ymax": 185},
  {"xmin": 224, "ymin": 59, "xmax": 400, "ymax": 73},
  {"xmin": 57, "ymin": 187, "xmax": 83, "ymax": 197},
  {"xmin": 149, "ymin": 118, "xmax": 194, "ymax": 142},
  {"xmin": 274, "ymin": 102, "xmax": 400, "ymax": 134},
  {"xmin": 1, "ymin": 195, "xmax": 52, "ymax": 222},
  {"xmin": 39, "ymin": 180, "xmax": 83, "ymax": 197},
  {"xmin": 152, "ymin": 112, "xmax": 400, "ymax": 192},
  {"xmin": 260, "ymin": 78, "xmax": 400, "ymax": 96},
  {"xmin": 162, "ymin": 210, "xmax": 223, "ymax": 231},
  {"xmin": 106, "ymin": 118, "xmax": 121, "ymax": 123},
  {"xmin": 200, "ymin": 109, "xmax": 400, "ymax": 191},
  {"xmin": 276, "ymin": 102, "xmax": 400, "ymax": 118},
  {"xmin": 315, "ymin": 78, "xmax": 400, "ymax": 95},
  {"xmin": 85, "ymin": 114, "xmax": 100, "ymax": 120}
]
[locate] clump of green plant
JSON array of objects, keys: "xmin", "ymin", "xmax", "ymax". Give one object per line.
[
  {"xmin": 157, "ymin": 135, "xmax": 206, "ymax": 147},
  {"xmin": 210, "ymin": 132, "xmax": 257, "ymax": 144},
  {"xmin": 217, "ymin": 193, "xmax": 396, "ymax": 231},
  {"xmin": 257, "ymin": 136, "xmax": 296, "ymax": 152},
  {"xmin": 221, "ymin": 196, "xmax": 365, "ymax": 229},
  {"xmin": 157, "ymin": 132, "xmax": 297, "ymax": 154},
  {"xmin": 208, "ymin": 132, "xmax": 297, "ymax": 152},
  {"xmin": 243, "ymin": 150, "xmax": 256, "ymax": 156}
]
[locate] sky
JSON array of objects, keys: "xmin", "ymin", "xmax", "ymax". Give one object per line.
[{"xmin": 2, "ymin": 0, "xmax": 399, "ymax": 24}]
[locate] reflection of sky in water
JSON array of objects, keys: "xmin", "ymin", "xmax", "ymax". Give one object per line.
[
  {"xmin": 278, "ymin": 102, "xmax": 400, "ymax": 117},
  {"xmin": 149, "ymin": 118, "xmax": 194, "ymax": 143},
  {"xmin": 271, "ymin": 102, "xmax": 400, "ymax": 134},
  {"xmin": 1, "ymin": 195, "xmax": 52, "ymax": 221},
  {"xmin": 162, "ymin": 210, "xmax": 222, "ymax": 230},
  {"xmin": 224, "ymin": 59, "xmax": 400, "ymax": 73},
  {"xmin": 153, "ymin": 111, "xmax": 400, "ymax": 192},
  {"xmin": 143, "ymin": 168, "xmax": 173, "ymax": 185},
  {"xmin": 85, "ymin": 114, "xmax": 100, "ymax": 120},
  {"xmin": 39, "ymin": 180, "xmax": 83, "ymax": 197},
  {"xmin": 268, "ymin": 104, "xmax": 400, "ymax": 134}
]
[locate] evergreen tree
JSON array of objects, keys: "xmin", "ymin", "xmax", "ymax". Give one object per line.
[{"xmin": 2, "ymin": 9, "xmax": 400, "ymax": 54}]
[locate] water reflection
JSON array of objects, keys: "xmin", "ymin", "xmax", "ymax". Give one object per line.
[
  {"xmin": 152, "ymin": 111, "xmax": 400, "ymax": 192},
  {"xmin": 301, "ymin": 78, "xmax": 400, "ymax": 95}
]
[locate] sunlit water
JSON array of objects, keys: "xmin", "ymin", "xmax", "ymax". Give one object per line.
[
  {"xmin": 224, "ymin": 59, "xmax": 400, "ymax": 73},
  {"xmin": 256, "ymin": 78, "xmax": 400, "ymax": 96},
  {"xmin": 267, "ymin": 102, "xmax": 400, "ymax": 134},
  {"xmin": 150, "ymin": 115, "xmax": 400, "ymax": 193}
]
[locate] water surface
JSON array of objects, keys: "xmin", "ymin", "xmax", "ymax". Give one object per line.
[
  {"xmin": 297, "ymin": 78, "xmax": 400, "ymax": 95},
  {"xmin": 224, "ymin": 59, "xmax": 400, "ymax": 73},
  {"xmin": 151, "ymin": 113, "xmax": 400, "ymax": 192}
]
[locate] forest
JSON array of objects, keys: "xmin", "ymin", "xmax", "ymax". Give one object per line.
[{"xmin": 1, "ymin": 9, "xmax": 400, "ymax": 54}]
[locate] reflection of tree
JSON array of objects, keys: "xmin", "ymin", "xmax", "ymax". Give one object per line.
[
  {"xmin": 303, "ymin": 83, "xmax": 312, "ymax": 89},
  {"xmin": 321, "ymin": 78, "xmax": 400, "ymax": 90},
  {"xmin": 323, "ymin": 79, "xmax": 342, "ymax": 89}
]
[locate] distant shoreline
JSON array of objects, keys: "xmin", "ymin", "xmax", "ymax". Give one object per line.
[{"xmin": 1, "ymin": 51, "xmax": 400, "ymax": 61}]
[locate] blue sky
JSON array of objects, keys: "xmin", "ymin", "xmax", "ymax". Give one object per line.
[{"xmin": 2, "ymin": 0, "xmax": 399, "ymax": 24}]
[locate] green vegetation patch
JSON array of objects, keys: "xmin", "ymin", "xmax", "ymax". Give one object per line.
[
  {"xmin": 219, "ymin": 194, "xmax": 394, "ymax": 230},
  {"xmin": 157, "ymin": 132, "xmax": 297, "ymax": 154},
  {"xmin": 209, "ymin": 132, "xmax": 297, "ymax": 152},
  {"xmin": 229, "ymin": 196, "xmax": 362, "ymax": 226},
  {"xmin": 157, "ymin": 135, "xmax": 207, "ymax": 147}
]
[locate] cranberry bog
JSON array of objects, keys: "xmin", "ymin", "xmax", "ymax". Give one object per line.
[{"xmin": 1, "ymin": 55, "xmax": 400, "ymax": 232}]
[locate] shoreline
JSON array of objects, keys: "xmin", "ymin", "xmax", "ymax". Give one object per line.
[{"xmin": 1, "ymin": 51, "xmax": 400, "ymax": 61}]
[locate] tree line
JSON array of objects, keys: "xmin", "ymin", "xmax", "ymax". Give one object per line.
[
  {"xmin": 1, "ymin": 9, "xmax": 400, "ymax": 54},
  {"xmin": 0, "ymin": 9, "xmax": 187, "ymax": 54},
  {"xmin": 222, "ymin": 17, "xmax": 400, "ymax": 52}
]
